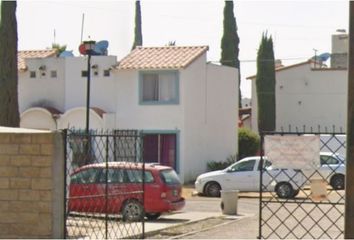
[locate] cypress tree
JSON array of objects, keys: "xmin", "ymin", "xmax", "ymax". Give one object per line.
[
  {"xmin": 0, "ymin": 0, "xmax": 20, "ymax": 127},
  {"xmin": 256, "ymin": 33, "xmax": 276, "ymax": 132},
  {"xmin": 132, "ymin": 0, "xmax": 142, "ymax": 50},
  {"xmin": 220, "ymin": 0, "xmax": 241, "ymax": 108}
]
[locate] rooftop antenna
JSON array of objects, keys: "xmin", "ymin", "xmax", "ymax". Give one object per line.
[
  {"xmin": 53, "ymin": 29, "xmax": 56, "ymax": 45},
  {"xmin": 313, "ymin": 48, "xmax": 318, "ymax": 68},
  {"xmin": 80, "ymin": 13, "xmax": 85, "ymax": 44}
]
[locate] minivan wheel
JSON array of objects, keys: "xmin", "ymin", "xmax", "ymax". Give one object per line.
[
  {"xmin": 146, "ymin": 213, "xmax": 161, "ymax": 221},
  {"xmin": 122, "ymin": 200, "xmax": 144, "ymax": 222},
  {"xmin": 276, "ymin": 182, "xmax": 294, "ymax": 199},
  {"xmin": 330, "ymin": 174, "xmax": 345, "ymax": 190},
  {"xmin": 205, "ymin": 182, "xmax": 221, "ymax": 197}
]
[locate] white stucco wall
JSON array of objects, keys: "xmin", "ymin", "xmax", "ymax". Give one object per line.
[
  {"xmin": 20, "ymin": 108, "xmax": 57, "ymax": 130},
  {"xmin": 181, "ymin": 58, "xmax": 238, "ymax": 182},
  {"xmin": 250, "ymin": 63, "xmax": 347, "ymax": 133},
  {"xmin": 276, "ymin": 65, "xmax": 347, "ymax": 132},
  {"xmin": 250, "ymin": 78, "xmax": 258, "ymax": 133},
  {"xmin": 19, "ymin": 57, "xmax": 66, "ymax": 113},
  {"xmin": 205, "ymin": 64, "xmax": 238, "ymax": 170},
  {"xmin": 64, "ymin": 56, "xmax": 118, "ymax": 112},
  {"xmin": 58, "ymin": 108, "xmax": 104, "ymax": 130}
]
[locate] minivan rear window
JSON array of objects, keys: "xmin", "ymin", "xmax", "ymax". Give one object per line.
[{"xmin": 160, "ymin": 169, "xmax": 181, "ymax": 185}]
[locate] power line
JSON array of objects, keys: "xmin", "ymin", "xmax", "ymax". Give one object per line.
[{"xmin": 209, "ymin": 56, "xmax": 311, "ymax": 64}]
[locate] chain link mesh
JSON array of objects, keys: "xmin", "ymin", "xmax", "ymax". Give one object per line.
[
  {"xmin": 260, "ymin": 132, "xmax": 345, "ymax": 239},
  {"xmin": 64, "ymin": 129, "xmax": 145, "ymax": 239}
]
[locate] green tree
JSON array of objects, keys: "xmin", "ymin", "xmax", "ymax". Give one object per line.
[
  {"xmin": 256, "ymin": 33, "xmax": 276, "ymax": 132},
  {"xmin": 52, "ymin": 43, "xmax": 67, "ymax": 56},
  {"xmin": 238, "ymin": 127, "xmax": 260, "ymax": 159},
  {"xmin": 0, "ymin": 0, "xmax": 20, "ymax": 127},
  {"xmin": 220, "ymin": 0, "xmax": 241, "ymax": 108},
  {"xmin": 131, "ymin": 0, "xmax": 142, "ymax": 50}
]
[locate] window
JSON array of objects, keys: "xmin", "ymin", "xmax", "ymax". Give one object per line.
[
  {"xmin": 30, "ymin": 71, "xmax": 36, "ymax": 78},
  {"xmin": 140, "ymin": 71, "xmax": 179, "ymax": 104},
  {"xmin": 126, "ymin": 169, "xmax": 154, "ymax": 183},
  {"xmin": 143, "ymin": 133, "xmax": 177, "ymax": 170},
  {"xmin": 230, "ymin": 160, "xmax": 256, "ymax": 172},
  {"xmin": 258, "ymin": 160, "xmax": 272, "ymax": 171},
  {"xmin": 321, "ymin": 155, "xmax": 339, "ymax": 165},
  {"xmin": 104, "ymin": 70, "xmax": 110, "ymax": 77},
  {"xmin": 71, "ymin": 168, "xmax": 101, "ymax": 184},
  {"xmin": 50, "ymin": 70, "xmax": 57, "ymax": 78},
  {"xmin": 160, "ymin": 169, "xmax": 180, "ymax": 185}
]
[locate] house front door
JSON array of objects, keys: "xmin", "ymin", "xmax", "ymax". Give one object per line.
[{"xmin": 143, "ymin": 133, "xmax": 177, "ymax": 169}]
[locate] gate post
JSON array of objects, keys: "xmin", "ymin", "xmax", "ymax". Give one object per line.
[{"xmin": 346, "ymin": 2, "xmax": 354, "ymax": 238}]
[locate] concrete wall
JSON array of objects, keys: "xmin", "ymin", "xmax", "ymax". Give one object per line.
[
  {"xmin": 64, "ymin": 56, "xmax": 117, "ymax": 112},
  {"xmin": 250, "ymin": 63, "xmax": 347, "ymax": 133},
  {"xmin": 205, "ymin": 63, "xmax": 238, "ymax": 168},
  {"xmin": 276, "ymin": 65, "xmax": 347, "ymax": 131},
  {"xmin": 19, "ymin": 57, "xmax": 66, "ymax": 113},
  {"xmin": 0, "ymin": 127, "xmax": 64, "ymax": 239}
]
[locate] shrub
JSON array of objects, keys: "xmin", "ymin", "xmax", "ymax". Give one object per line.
[
  {"xmin": 238, "ymin": 127, "xmax": 260, "ymax": 160},
  {"xmin": 207, "ymin": 155, "xmax": 237, "ymax": 171}
]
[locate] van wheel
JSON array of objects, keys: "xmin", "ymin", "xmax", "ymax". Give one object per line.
[
  {"xmin": 205, "ymin": 182, "xmax": 221, "ymax": 197},
  {"xmin": 330, "ymin": 174, "xmax": 345, "ymax": 190},
  {"xmin": 146, "ymin": 213, "xmax": 161, "ymax": 221},
  {"xmin": 122, "ymin": 200, "xmax": 144, "ymax": 222},
  {"xmin": 275, "ymin": 182, "xmax": 294, "ymax": 199}
]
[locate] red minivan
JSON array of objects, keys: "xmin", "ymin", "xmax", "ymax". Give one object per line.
[{"xmin": 68, "ymin": 162, "xmax": 185, "ymax": 221}]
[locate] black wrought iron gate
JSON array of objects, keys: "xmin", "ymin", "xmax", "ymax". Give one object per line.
[
  {"xmin": 259, "ymin": 131, "xmax": 345, "ymax": 239},
  {"xmin": 64, "ymin": 129, "xmax": 145, "ymax": 239}
]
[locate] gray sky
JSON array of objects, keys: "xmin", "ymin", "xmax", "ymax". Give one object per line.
[{"xmin": 17, "ymin": 0, "xmax": 349, "ymax": 98}]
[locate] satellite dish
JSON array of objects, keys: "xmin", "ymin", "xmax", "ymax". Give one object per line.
[
  {"xmin": 94, "ymin": 40, "xmax": 109, "ymax": 56},
  {"xmin": 79, "ymin": 43, "xmax": 86, "ymax": 55},
  {"xmin": 59, "ymin": 50, "xmax": 74, "ymax": 57},
  {"xmin": 78, "ymin": 40, "xmax": 109, "ymax": 56},
  {"xmin": 318, "ymin": 52, "xmax": 331, "ymax": 62}
]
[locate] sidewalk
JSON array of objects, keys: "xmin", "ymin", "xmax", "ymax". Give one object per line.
[{"xmin": 143, "ymin": 185, "xmax": 260, "ymax": 239}]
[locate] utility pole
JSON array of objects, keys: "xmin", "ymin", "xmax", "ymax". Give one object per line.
[{"xmin": 345, "ymin": 2, "xmax": 354, "ymax": 238}]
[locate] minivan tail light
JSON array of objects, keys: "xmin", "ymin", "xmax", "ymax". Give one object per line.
[{"xmin": 161, "ymin": 192, "xmax": 167, "ymax": 198}]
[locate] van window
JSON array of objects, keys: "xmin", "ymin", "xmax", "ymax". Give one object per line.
[
  {"xmin": 126, "ymin": 169, "xmax": 154, "ymax": 183},
  {"xmin": 71, "ymin": 168, "xmax": 101, "ymax": 184},
  {"xmin": 98, "ymin": 168, "xmax": 125, "ymax": 183},
  {"xmin": 160, "ymin": 169, "xmax": 180, "ymax": 185}
]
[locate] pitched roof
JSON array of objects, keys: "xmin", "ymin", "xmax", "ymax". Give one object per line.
[
  {"xmin": 246, "ymin": 60, "xmax": 311, "ymax": 80},
  {"xmin": 18, "ymin": 50, "xmax": 57, "ymax": 71},
  {"xmin": 117, "ymin": 46, "xmax": 209, "ymax": 70}
]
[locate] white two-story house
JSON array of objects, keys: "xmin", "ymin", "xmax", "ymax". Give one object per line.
[
  {"xmin": 247, "ymin": 31, "xmax": 348, "ymax": 133},
  {"xmin": 18, "ymin": 45, "xmax": 238, "ymax": 182}
]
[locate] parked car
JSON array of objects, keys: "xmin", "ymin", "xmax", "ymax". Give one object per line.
[
  {"xmin": 195, "ymin": 152, "xmax": 346, "ymax": 199},
  {"xmin": 315, "ymin": 152, "xmax": 345, "ymax": 190},
  {"xmin": 195, "ymin": 156, "xmax": 305, "ymax": 199},
  {"xmin": 68, "ymin": 162, "xmax": 185, "ymax": 221}
]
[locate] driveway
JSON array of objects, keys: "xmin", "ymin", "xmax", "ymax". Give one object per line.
[{"xmin": 144, "ymin": 186, "xmax": 260, "ymax": 237}]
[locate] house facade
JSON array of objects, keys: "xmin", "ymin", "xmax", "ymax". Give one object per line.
[
  {"xmin": 248, "ymin": 32, "xmax": 348, "ymax": 133},
  {"xmin": 18, "ymin": 46, "xmax": 238, "ymax": 182}
]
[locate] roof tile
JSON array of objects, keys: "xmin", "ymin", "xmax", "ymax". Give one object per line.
[
  {"xmin": 18, "ymin": 50, "xmax": 57, "ymax": 71},
  {"xmin": 117, "ymin": 46, "xmax": 209, "ymax": 70}
]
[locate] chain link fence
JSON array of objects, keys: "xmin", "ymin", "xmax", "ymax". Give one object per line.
[
  {"xmin": 64, "ymin": 129, "xmax": 145, "ymax": 239},
  {"xmin": 259, "ymin": 131, "xmax": 345, "ymax": 239}
]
